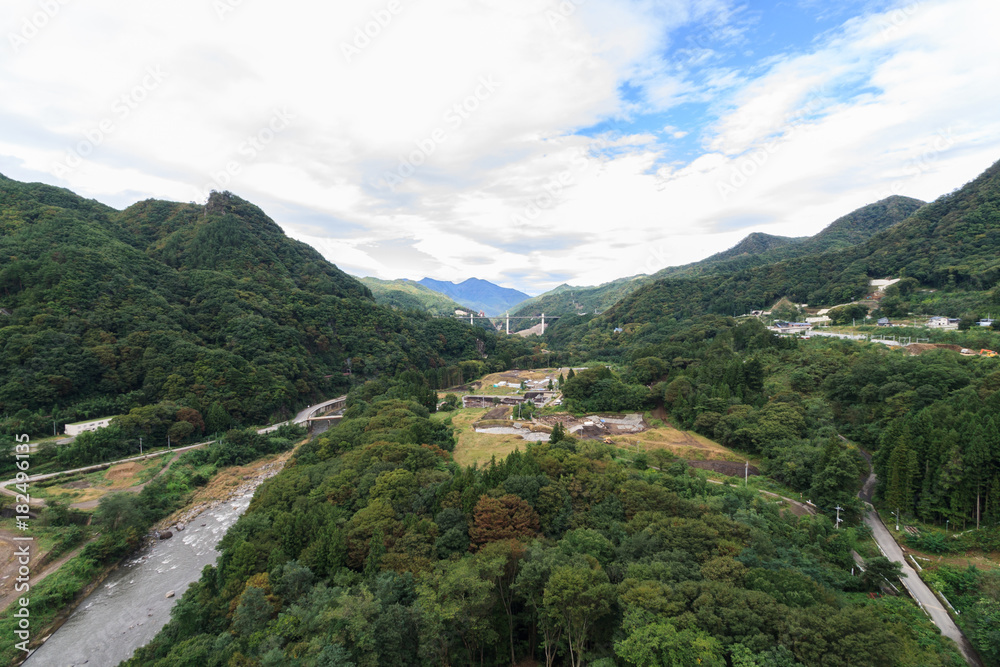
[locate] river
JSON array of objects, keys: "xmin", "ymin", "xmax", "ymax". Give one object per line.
[{"xmin": 23, "ymin": 486, "xmax": 259, "ymax": 667}]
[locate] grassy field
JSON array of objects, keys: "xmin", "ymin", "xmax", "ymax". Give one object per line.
[
  {"xmin": 434, "ymin": 408, "xmax": 529, "ymax": 468},
  {"xmin": 436, "ymin": 403, "xmax": 753, "ymax": 469},
  {"xmin": 30, "ymin": 456, "xmax": 170, "ymax": 504},
  {"xmin": 604, "ymin": 426, "xmax": 745, "ymax": 462}
]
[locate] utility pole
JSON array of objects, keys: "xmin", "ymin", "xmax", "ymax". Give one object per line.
[
  {"xmin": 835, "ymin": 505, "xmax": 843, "ymax": 529},
  {"xmin": 139, "ymin": 437, "xmax": 142, "ymax": 455},
  {"xmin": 541, "ymin": 313, "xmax": 546, "ymax": 335},
  {"xmin": 896, "ymin": 508, "xmax": 900, "ymax": 531},
  {"xmin": 53, "ymin": 420, "xmax": 57, "ymax": 436},
  {"xmin": 745, "ymin": 461, "xmax": 749, "ymax": 486},
  {"xmin": 506, "ymin": 312, "xmax": 510, "ymax": 335}
]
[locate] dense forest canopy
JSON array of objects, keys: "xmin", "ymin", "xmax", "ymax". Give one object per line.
[{"xmin": 126, "ymin": 372, "xmax": 964, "ymax": 667}]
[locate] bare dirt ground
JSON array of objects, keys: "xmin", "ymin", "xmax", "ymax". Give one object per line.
[
  {"xmin": 0, "ymin": 530, "xmax": 35, "ymax": 606},
  {"xmin": 533, "ymin": 413, "xmax": 643, "ymax": 439},
  {"xmin": 483, "ymin": 405, "xmax": 512, "ymax": 420},
  {"xmin": 905, "ymin": 343, "xmax": 964, "ymax": 355},
  {"xmin": 470, "ymin": 368, "xmax": 576, "ymax": 393},
  {"xmin": 614, "ymin": 429, "xmax": 743, "ymax": 462},
  {"xmin": 0, "ymin": 536, "xmax": 94, "ymax": 612},
  {"xmin": 688, "ymin": 460, "xmax": 760, "ymax": 476},
  {"xmin": 69, "ymin": 454, "xmax": 178, "ymax": 511}
]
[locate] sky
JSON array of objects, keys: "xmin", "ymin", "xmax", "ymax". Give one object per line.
[{"xmin": 2, "ymin": 0, "xmax": 999, "ymax": 295}]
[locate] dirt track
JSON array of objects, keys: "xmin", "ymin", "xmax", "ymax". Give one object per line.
[{"xmin": 687, "ymin": 460, "xmax": 760, "ymax": 477}]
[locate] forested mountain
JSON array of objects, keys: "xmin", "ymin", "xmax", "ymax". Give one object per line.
[
  {"xmin": 510, "ymin": 275, "xmax": 648, "ymax": 317},
  {"xmin": 592, "ymin": 160, "xmax": 1000, "ymax": 326},
  {"xmin": 692, "ymin": 231, "xmax": 798, "ymax": 262},
  {"xmin": 359, "ymin": 277, "xmax": 472, "ymax": 316},
  {"xmin": 653, "ymin": 195, "xmax": 926, "ymax": 279},
  {"xmin": 418, "ymin": 277, "xmax": 530, "ymax": 315},
  {"xmin": 0, "ymin": 177, "xmax": 532, "ymax": 438},
  {"xmin": 511, "ymin": 195, "xmax": 923, "ymax": 318}
]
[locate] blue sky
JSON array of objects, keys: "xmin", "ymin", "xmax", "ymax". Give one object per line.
[{"xmin": 1, "ymin": 0, "xmax": 999, "ymax": 294}]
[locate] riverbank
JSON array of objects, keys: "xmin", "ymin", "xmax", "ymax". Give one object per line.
[
  {"xmin": 19, "ymin": 448, "xmax": 294, "ymax": 666},
  {"xmin": 153, "ymin": 450, "xmax": 293, "ymax": 535}
]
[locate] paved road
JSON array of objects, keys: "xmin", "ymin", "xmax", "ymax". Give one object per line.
[
  {"xmin": 864, "ymin": 507, "xmax": 982, "ymax": 666},
  {"xmin": 856, "ymin": 449, "xmax": 983, "ymax": 667},
  {"xmin": 1, "ymin": 394, "xmax": 348, "ymax": 502},
  {"xmin": 259, "ymin": 395, "xmax": 347, "ymax": 433}
]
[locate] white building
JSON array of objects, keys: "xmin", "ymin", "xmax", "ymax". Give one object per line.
[
  {"xmin": 64, "ymin": 417, "xmax": 115, "ymax": 436},
  {"xmin": 927, "ymin": 316, "xmax": 959, "ymax": 330}
]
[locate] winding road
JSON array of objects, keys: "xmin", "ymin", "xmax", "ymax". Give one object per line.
[{"xmin": 857, "ymin": 450, "xmax": 983, "ymax": 667}]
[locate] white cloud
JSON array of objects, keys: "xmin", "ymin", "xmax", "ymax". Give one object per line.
[{"xmin": 1, "ymin": 0, "xmax": 998, "ymax": 294}]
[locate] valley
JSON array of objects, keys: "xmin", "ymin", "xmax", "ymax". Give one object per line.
[{"xmin": 1, "ymin": 159, "xmax": 1000, "ymax": 666}]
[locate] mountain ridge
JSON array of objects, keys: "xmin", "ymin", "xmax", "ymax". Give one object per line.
[
  {"xmin": 595, "ymin": 159, "xmax": 1000, "ymax": 327},
  {"xmin": 511, "ymin": 194, "xmax": 924, "ymax": 318},
  {"xmin": 418, "ymin": 277, "xmax": 530, "ymax": 316}
]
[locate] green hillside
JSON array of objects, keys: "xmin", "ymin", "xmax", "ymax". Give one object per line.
[
  {"xmin": 359, "ymin": 276, "xmax": 473, "ymax": 316},
  {"xmin": 0, "ymin": 178, "xmax": 531, "ymax": 439},
  {"xmin": 654, "ymin": 195, "xmax": 925, "ymax": 279},
  {"xmin": 513, "ymin": 195, "xmax": 923, "ymax": 319},
  {"xmin": 511, "ymin": 275, "xmax": 647, "ymax": 316},
  {"xmin": 576, "ymin": 160, "xmax": 1000, "ymax": 330}
]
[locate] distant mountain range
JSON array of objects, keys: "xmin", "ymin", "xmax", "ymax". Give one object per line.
[
  {"xmin": 365, "ymin": 195, "xmax": 927, "ymax": 321},
  {"xmin": 417, "ymin": 277, "xmax": 530, "ymax": 316},
  {"xmin": 358, "ymin": 277, "xmax": 474, "ymax": 317}
]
